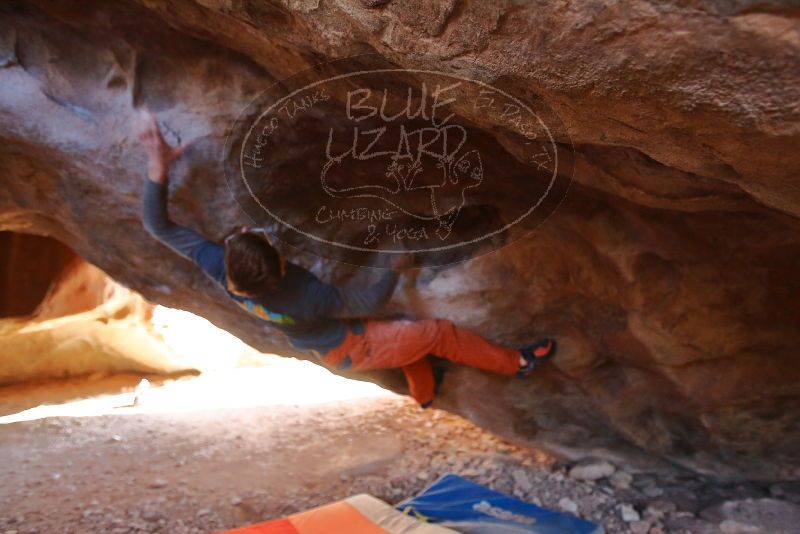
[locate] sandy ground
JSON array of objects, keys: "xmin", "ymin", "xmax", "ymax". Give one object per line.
[{"xmin": 1, "ymin": 362, "xmax": 799, "ymax": 534}]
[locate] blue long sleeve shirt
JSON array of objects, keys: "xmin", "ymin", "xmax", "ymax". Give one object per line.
[{"xmin": 141, "ymin": 180, "xmax": 398, "ymax": 354}]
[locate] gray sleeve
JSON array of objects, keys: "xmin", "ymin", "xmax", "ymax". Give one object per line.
[
  {"xmin": 334, "ymin": 270, "xmax": 399, "ymax": 318},
  {"xmin": 141, "ymin": 179, "xmax": 209, "ymax": 259}
]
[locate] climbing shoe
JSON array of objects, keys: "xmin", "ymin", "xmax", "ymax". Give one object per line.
[
  {"xmin": 517, "ymin": 338, "xmax": 557, "ymax": 378},
  {"xmin": 420, "ymin": 367, "xmax": 446, "ymax": 409}
]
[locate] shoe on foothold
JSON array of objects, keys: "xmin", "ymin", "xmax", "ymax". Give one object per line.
[
  {"xmin": 419, "ymin": 368, "xmax": 446, "ymax": 409},
  {"xmin": 518, "ymin": 338, "xmax": 557, "ymax": 378}
]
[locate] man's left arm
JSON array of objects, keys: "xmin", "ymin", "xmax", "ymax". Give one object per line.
[
  {"xmin": 312, "ymin": 253, "xmax": 412, "ymax": 318},
  {"xmin": 135, "ymin": 109, "xmax": 227, "ymax": 286},
  {"xmin": 334, "ymin": 269, "xmax": 399, "ymax": 317}
]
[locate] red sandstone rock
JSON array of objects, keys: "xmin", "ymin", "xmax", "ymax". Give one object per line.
[
  {"xmin": 0, "ymin": 0, "xmax": 798, "ymax": 478},
  {"xmin": 0, "ymin": 240, "xmax": 193, "ymax": 383}
]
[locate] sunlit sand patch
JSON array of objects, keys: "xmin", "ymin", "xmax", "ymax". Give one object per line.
[
  {"xmin": 0, "ymin": 362, "xmax": 394, "ymax": 424},
  {"xmin": 0, "ymin": 306, "xmax": 394, "ymax": 424}
]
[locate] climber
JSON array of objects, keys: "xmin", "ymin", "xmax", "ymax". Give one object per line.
[{"xmin": 134, "ymin": 109, "xmax": 557, "ymax": 407}]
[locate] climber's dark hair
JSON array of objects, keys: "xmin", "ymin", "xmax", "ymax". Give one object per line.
[{"xmin": 223, "ymin": 228, "xmax": 284, "ymax": 297}]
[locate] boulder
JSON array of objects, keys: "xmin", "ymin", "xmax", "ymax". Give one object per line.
[
  {"xmin": 0, "ymin": 235, "xmax": 196, "ymax": 383},
  {"xmin": 0, "ymin": 0, "xmax": 798, "ymax": 478},
  {"xmin": 568, "ymin": 459, "xmax": 616, "ymax": 481},
  {"xmin": 0, "ymin": 232, "xmax": 76, "ymax": 317}
]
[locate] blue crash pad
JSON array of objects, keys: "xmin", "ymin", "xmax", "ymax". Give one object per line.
[{"xmin": 397, "ymin": 473, "xmax": 604, "ymax": 534}]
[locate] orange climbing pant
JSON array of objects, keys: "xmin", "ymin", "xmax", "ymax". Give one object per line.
[{"xmin": 322, "ymin": 319, "xmax": 520, "ymax": 405}]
